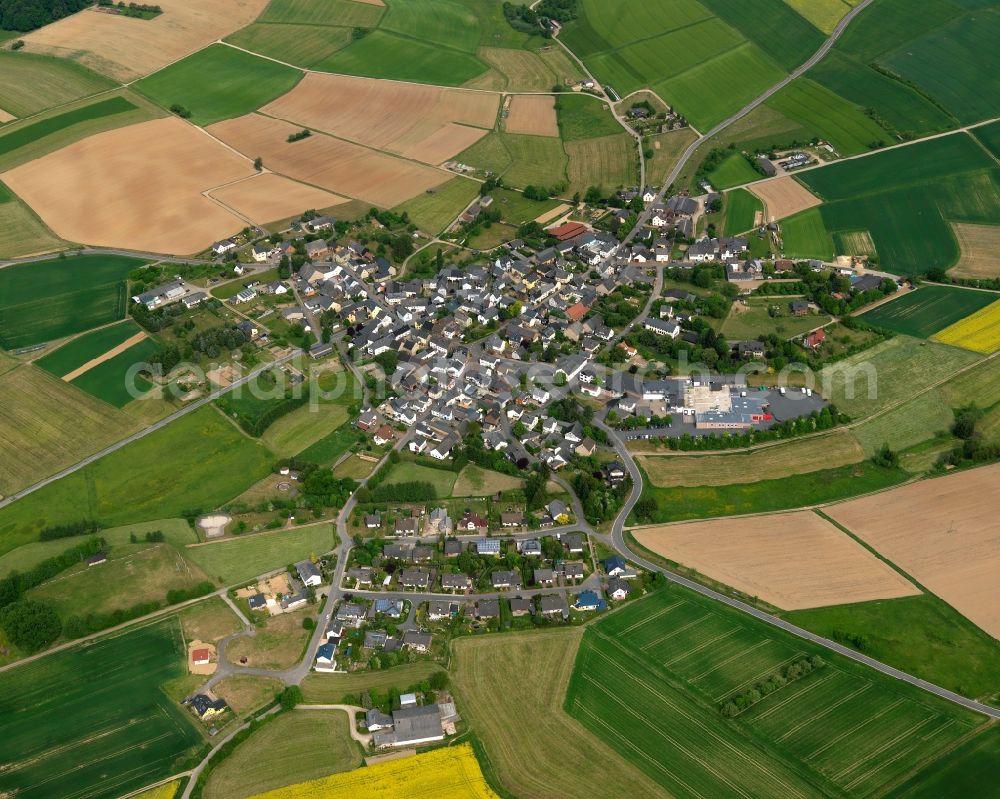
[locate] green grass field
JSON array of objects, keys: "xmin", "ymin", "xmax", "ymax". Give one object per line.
[
  {"xmin": 204, "ymin": 710, "xmax": 360, "ymax": 799},
  {"xmin": 224, "ymin": 23, "xmax": 354, "ymax": 69},
  {"xmin": 0, "ymin": 406, "xmax": 274, "ymax": 556},
  {"xmin": 819, "ymin": 335, "xmax": 982, "ymax": 419},
  {"xmin": 391, "ymin": 176, "xmax": 480, "ymax": 235},
  {"xmin": 486, "ymin": 187, "xmax": 562, "ymax": 225},
  {"xmin": 569, "ymin": 589, "xmax": 983, "ymax": 798},
  {"xmin": 36, "ymin": 320, "xmax": 144, "ymax": 378},
  {"xmin": 260, "ymin": 372, "xmax": 355, "ymax": 457},
  {"xmin": 0, "ymin": 51, "xmax": 117, "ymax": 117},
  {"xmin": 859, "ymin": 286, "xmax": 1000, "ymax": 338},
  {"xmin": 555, "ymin": 94, "xmax": 621, "ymax": 140},
  {"xmin": 720, "ymin": 297, "xmax": 830, "ymax": 339},
  {"xmin": 0, "ymin": 180, "xmax": 64, "ymax": 258},
  {"xmin": 637, "ymin": 461, "xmax": 908, "ymax": 524},
  {"xmin": 499, "ymin": 133, "xmax": 568, "ymax": 190},
  {"xmin": 887, "ymin": 724, "xmax": 1000, "ymax": 799},
  {"xmin": 184, "ymin": 524, "xmax": 335, "ymax": 584},
  {"xmin": 69, "ymin": 336, "xmax": 160, "ymax": 407},
  {"xmin": 707, "ymin": 151, "xmax": 761, "ymax": 189},
  {"xmin": 565, "ymin": 133, "xmax": 638, "ymax": 196},
  {"xmin": 0, "ymin": 254, "xmax": 146, "ymax": 350},
  {"xmin": 645, "ymin": 128, "xmax": 698, "ymax": 186},
  {"xmin": 258, "ymin": 0, "xmax": 385, "ymax": 26},
  {"xmin": 301, "ymin": 660, "xmax": 444, "ymax": 703},
  {"xmin": 135, "ymin": 45, "xmax": 302, "ymax": 126},
  {"xmin": 0, "ymin": 618, "xmax": 203, "ymax": 799},
  {"xmin": 382, "ymin": 461, "xmax": 456, "ymax": 498},
  {"xmin": 700, "ymin": 0, "xmax": 824, "ymax": 72},
  {"xmin": 765, "ymin": 78, "xmax": 890, "ymax": 155},
  {"xmin": 851, "ymin": 389, "xmax": 954, "ymax": 457},
  {"xmin": 787, "ymin": 592, "xmax": 1000, "ymax": 701},
  {"xmin": 781, "ymin": 207, "xmax": 835, "ymax": 259},
  {"xmin": 297, "ymin": 424, "xmax": 364, "ymax": 464},
  {"xmin": 722, "ymin": 188, "xmax": 763, "ymax": 235}
]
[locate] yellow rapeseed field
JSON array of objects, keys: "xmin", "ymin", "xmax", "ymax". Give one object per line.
[
  {"xmin": 247, "ymin": 744, "xmax": 501, "ymax": 799},
  {"xmin": 932, "ymin": 298, "xmax": 1000, "ymax": 353},
  {"xmin": 130, "ymin": 781, "xmax": 180, "ymax": 799}
]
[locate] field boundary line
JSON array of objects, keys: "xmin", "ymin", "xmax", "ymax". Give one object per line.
[
  {"xmin": 664, "ymin": 627, "xmax": 741, "ymax": 667},
  {"xmin": 690, "ymin": 639, "xmax": 769, "ymax": 683},
  {"xmin": 839, "ymin": 715, "xmax": 939, "ymax": 789},
  {"xmin": 875, "ymin": 722, "xmax": 990, "ymax": 797},
  {"xmin": 615, "ymin": 600, "xmax": 684, "ymax": 635},
  {"xmin": 61, "ymin": 330, "xmax": 147, "ymax": 381},
  {"xmin": 806, "ymin": 697, "xmax": 905, "ymax": 761},
  {"xmin": 776, "ymin": 683, "xmax": 870, "ymax": 743},
  {"xmin": 713, "ymin": 651, "xmax": 808, "ymax": 702},
  {"xmin": 639, "ymin": 612, "xmax": 710, "ymax": 650}
]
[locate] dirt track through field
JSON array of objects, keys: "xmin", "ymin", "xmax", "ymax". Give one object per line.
[
  {"xmin": 505, "ymin": 95, "xmax": 559, "ymax": 137},
  {"xmin": 208, "ymin": 173, "xmax": 349, "ymax": 225},
  {"xmin": 208, "ymin": 113, "xmax": 450, "ymax": 207},
  {"xmin": 62, "ymin": 331, "xmax": 147, "ymax": 382},
  {"xmin": 633, "ymin": 511, "xmax": 919, "ymax": 610},
  {"xmin": 749, "ymin": 175, "xmax": 822, "ymax": 221},
  {"xmin": 23, "ymin": 0, "xmax": 268, "ymax": 81},
  {"xmin": 261, "ymin": 73, "xmax": 498, "ymax": 165},
  {"xmin": 827, "ymin": 464, "xmax": 1000, "ymax": 639},
  {"xmin": 2, "ymin": 117, "xmax": 252, "ymax": 254}
]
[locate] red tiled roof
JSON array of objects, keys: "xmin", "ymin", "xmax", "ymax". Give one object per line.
[
  {"xmin": 566, "ymin": 302, "xmax": 588, "ymax": 322},
  {"xmin": 192, "ymin": 648, "xmax": 210, "ymax": 662},
  {"xmin": 547, "ymin": 222, "xmax": 587, "ymax": 241}
]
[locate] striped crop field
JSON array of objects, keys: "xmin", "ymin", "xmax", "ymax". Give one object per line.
[
  {"xmin": 566, "ymin": 589, "xmax": 985, "ymax": 799},
  {"xmin": 932, "ymin": 298, "xmax": 1000, "ymax": 354}
]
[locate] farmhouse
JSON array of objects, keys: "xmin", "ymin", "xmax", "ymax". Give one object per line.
[
  {"xmin": 132, "ymin": 280, "xmax": 185, "ymax": 310},
  {"xmin": 372, "ymin": 704, "xmax": 446, "ymax": 748}
]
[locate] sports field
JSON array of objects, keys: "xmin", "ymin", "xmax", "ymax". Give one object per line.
[
  {"xmin": 204, "ymin": 710, "xmax": 360, "ymax": 799},
  {"xmin": 722, "ymin": 188, "xmax": 763, "ymax": 235},
  {"xmin": 0, "ymin": 253, "xmax": 144, "ymax": 350},
  {"xmin": 0, "ymin": 51, "xmax": 116, "ymax": 117},
  {"xmin": 0, "ymin": 618, "xmax": 203, "ymax": 799},
  {"xmin": 451, "ymin": 630, "xmax": 671, "ymax": 799},
  {"xmin": 932, "ymin": 299, "xmax": 1000, "ymax": 354},
  {"xmin": 2, "ymin": 117, "xmax": 253, "ymax": 254},
  {"xmin": 0, "ymin": 181, "xmax": 64, "ymax": 258},
  {"xmin": 828, "ymin": 463, "xmax": 1000, "ymax": 640},
  {"xmin": 568, "ymin": 589, "xmax": 983, "ymax": 798},
  {"xmin": 859, "ymin": 286, "xmax": 1000, "ymax": 338},
  {"xmin": 780, "ymin": 207, "xmax": 835, "ymax": 260},
  {"xmin": 184, "ymin": 524, "xmax": 336, "ymax": 584},
  {"xmin": 135, "ymin": 45, "xmax": 302, "ymax": 127},
  {"xmin": 632, "ymin": 510, "xmax": 917, "ymax": 610},
  {"xmin": 637, "ymin": 430, "xmax": 864, "ymax": 488},
  {"xmin": 819, "ymin": 335, "xmax": 981, "ymax": 419},
  {"xmin": 0, "ymin": 365, "xmax": 139, "ymax": 498},
  {"xmin": 0, "ymin": 405, "xmax": 274, "ymax": 556},
  {"xmin": 23, "ymin": 0, "xmax": 270, "ymax": 81},
  {"xmin": 208, "ymin": 113, "xmax": 449, "ymax": 207}
]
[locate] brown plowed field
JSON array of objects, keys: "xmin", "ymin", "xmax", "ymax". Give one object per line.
[
  {"xmin": 950, "ymin": 223, "xmax": 1000, "ymax": 279},
  {"xmin": 2, "ymin": 117, "xmax": 251, "ymax": 254},
  {"xmin": 633, "ymin": 510, "xmax": 919, "ymax": 610},
  {"xmin": 827, "ymin": 464, "xmax": 1000, "ymax": 639},
  {"xmin": 505, "ymin": 95, "xmax": 559, "ymax": 137},
  {"xmin": 208, "ymin": 114, "xmax": 450, "ymax": 207},
  {"xmin": 23, "ymin": 0, "xmax": 268, "ymax": 81},
  {"xmin": 750, "ymin": 175, "xmax": 822, "ymax": 221},
  {"xmin": 209, "ymin": 173, "xmax": 349, "ymax": 225},
  {"xmin": 260, "ymin": 73, "xmax": 498, "ymax": 164}
]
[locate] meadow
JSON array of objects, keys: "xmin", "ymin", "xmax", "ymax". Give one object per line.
[
  {"xmin": 0, "ymin": 619, "xmax": 203, "ymax": 799},
  {"xmin": 722, "ymin": 188, "xmax": 763, "ymax": 235},
  {"xmin": 486, "ymin": 187, "xmax": 562, "ymax": 226},
  {"xmin": 184, "ymin": 524, "xmax": 336, "ymax": 584},
  {"xmin": 720, "ymin": 297, "xmax": 831, "ymax": 339},
  {"xmin": 301, "ymin": 660, "xmax": 444, "ymax": 703},
  {"xmin": 764, "ymin": 78, "xmax": 889, "ymax": 155},
  {"xmin": 851, "ymin": 389, "xmax": 954, "ymax": 456},
  {"xmin": 391, "ymin": 176, "xmax": 481, "ymax": 235},
  {"xmin": 297, "ymin": 424, "xmax": 364, "ymax": 465},
  {"xmin": 645, "ymin": 128, "xmax": 698, "ymax": 186},
  {"xmin": 0, "ymin": 180, "xmax": 64, "ymax": 258},
  {"xmin": 780, "ymin": 207, "xmax": 834, "ymax": 259},
  {"xmin": 555, "ymin": 94, "xmax": 622, "ymax": 140},
  {"xmin": 708, "ymin": 152, "xmax": 761, "ymax": 189},
  {"xmin": 787, "ymin": 592, "xmax": 1000, "ymax": 702},
  {"xmin": 135, "ymin": 45, "xmax": 302, "ymax": 127},
  {"xmin": 70, "ymin": 336, "xmax": 160, "ymax": 407},
  {"xmin": 36, "ymin": 320, "xmax": 144, "ymax": 378},
  {"xmin": 204, "ymin": 710, "xmax": 360, "ymax": 799},
  {"xmin": 569, "ymin": 589, "xmax": 984, "ymax": 799},
  {"xmin": 451, "ymin": 629, "xmax": 671, "ymax": 799},
  {"xmin": 0, "ymin": 253, "xmax": 145, "ymax": 350},
  {"xmin": 565, "ymin": 134, "xmax": 638, "ymax": 196},
  {"xmin": 637, "ymin": 461, "xmax": 908, "ymax": 524},
  {"xmin": 258, "ymin": 0, "xmax": 384, "ymax": 26},
  {"xmin": 225, "ymin": 22, "xmax": 353, "ymax": 69},
  {"xmin": 0, "ymin": 51, "xmax": 116, "ymax": 117},
  {"xmin": 0, "ymin": 406, "xmax": 274, "ymax": 556},
  {"xmin": 382, "ymin": 460, "xmax": 457, "ymax": 498},
  {"xmin": 860, "ymin": 286, "xmax": 999, "ymax": 338}
]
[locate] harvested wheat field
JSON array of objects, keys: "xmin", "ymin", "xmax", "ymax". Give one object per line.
[
  {"xmin": 827, "ymin": 464, "xmax": 1000, "ymax": 638},
  {"xmin": 23, "ymin": 0, "xmax": 268, "ymax": 81},
  {"xmin": 535, "ymin": 202, "xmax": 570, "ymax": 224},
  {"xmin": 208, "ymin": 113, "xmax": 449, "ymax": 207},
  {"xmin": 637, "ymin": 430, "xmax": 864, "ymax": 488},
  {"xmin": 633, "ymin": 510, "xmax": 918, "ymax": 610},
  {"xmin": 261, "ymin": 73, "xmax": 498, "ymax": 164},
  {"xmin": 2, "ymin": 117, "xmax": 251, "ymax": 254},
  {"xmin": 750, "ymin": 175, "xmax": 822, "ymax": 221},
  {"xmin": 950, "ymin": 223, "xmax": 1000, "ymax": 279},
  {"xmin": 505, "ymin": 94, "xmax": 559, "ymax": 137},
  {"xmin": 209, "ymin": 173, "xmax": 348, "ymax": 225}
]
